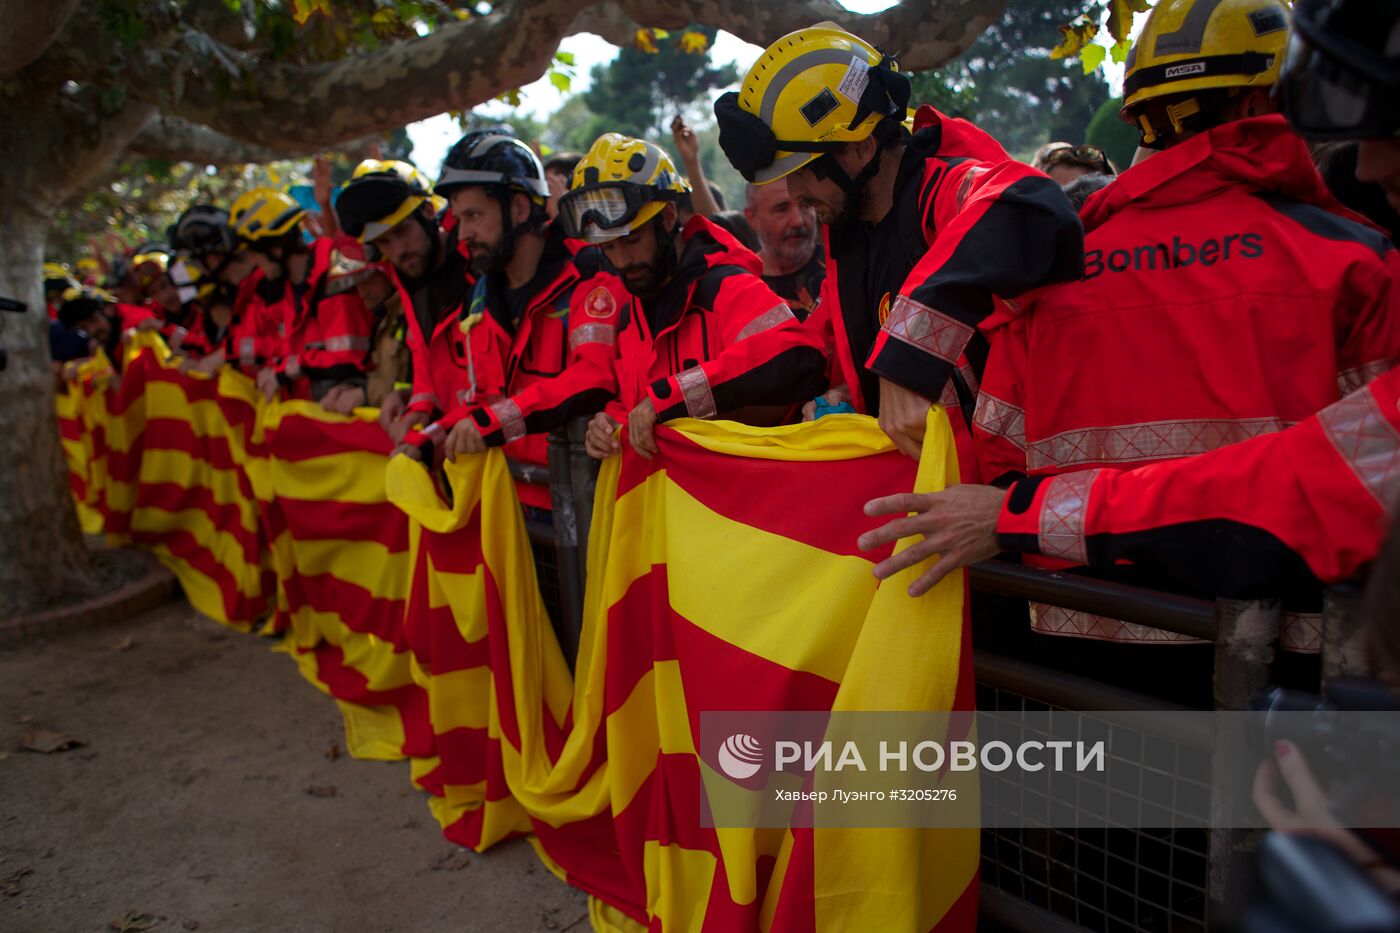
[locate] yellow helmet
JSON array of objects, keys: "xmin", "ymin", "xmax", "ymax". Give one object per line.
[
  {"xmin": 714, "ymin": 24, "xmax": 910, "ymax": 184},
  {"xmin": 558, "ymin": 134, "xmax": 690, "ymax": 244},
  {"xmin": 43, "ymin": 262, "xmax": 77, "ymax": 293},
  {"xmin": 1121, "ymin": 0, "xmax": 1290, "ymax": 144},
  {"xmin": 75, "ymin": 257, "xmax": 100, "ymax": 278},
  {"xmin": 60, "ymin": 284, "xmax": 114, "ymax": 304},
  {"xmin": 228, "ymin": 187, "xmax": 306, "ymax": 243},
  {"xmin": 334, "ymin": 159, "xmax": 445, "ymax": 243}
]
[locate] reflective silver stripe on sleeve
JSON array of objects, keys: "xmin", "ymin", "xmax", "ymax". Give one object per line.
[
  {"xmin": 1037, "ymin": 469, "xmax": 1101, "ymax": 565},
  {"xmin": 1338, "ymin": 358, "xmax": 1399, "ymax": 396},
  {"xmin": 735, "ymin": 303, "xmax": 795, "ymax": 342},
  {"xmin": 422, "ymin": 422, "xmax": 444, "ymax": 439},
  {"xmin": 409, "ymin": 393, "xmax": 438, "ymax": 408},
  {"xmin": 883, "ymin": 295, "xmax": 975, "ymax": 365},
  {"xmin": 323, "ymin": 335, "xmax": 372, "ymax": 353},
  {"xmin": 1317, "ymin": 385, "xmax": 1400, "ymax": 509},
  {"xmin": 972, "ymin": 392, "xmax": 1026, "ymax": 451},
  {"xmin": 1028, "ymin": 417, "xmax": 1289, "ymax": 470},
  {"xmin": 675, "ymin": 367, "xmax": 717, "ymax": 420},
  {"xmin": 490, "ymin": 398, "xmax": 526, "ymax": 443},
  {"xmin": 238, "ymin": 338, "xmax": 255, "ymax": 367},
  {"xmin": 568, "ymin": 323, "xmax": 616, "ymax": 352}
]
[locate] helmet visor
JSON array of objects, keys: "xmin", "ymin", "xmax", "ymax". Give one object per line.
[
  {"xmin": 559, "ymin": 183, "xmax": 673, "ymax": 243},
  {"xmin": 1278, "ymin": 34, "xmax": 1400, "ymax": 139}
]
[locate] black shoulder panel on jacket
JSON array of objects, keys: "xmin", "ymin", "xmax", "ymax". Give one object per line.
[{"xmin": 1254, "ymin": 191, "xmax": 1393, "ymax": 259}]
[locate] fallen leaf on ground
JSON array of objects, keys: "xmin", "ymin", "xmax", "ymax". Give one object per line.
[
  {"xmin": 110, "ymin": 911, "xmax": 159, "ymax": 931},
  {"xmin": 107, "ymin": 637, "xmax": 135, "ymax": 652},
  {"xmin": 305, "ymin": 784, "xmax": 337, "ymax": 798},
  {"xmin": 0, "ymin": 751, "xmax": 9, "ymax": 761},
  {"xmin": 20, "ymin": 729, "xmax": 83, "ymax": 753},
  {"xmin": 182, "ymin": 921, "xmax": 200, "ymax": 931},
  {"xmin": 431, "ymin": 848, "xmax": 472, "ymax": 871},
  {"xmin": 16, "ymin": 714, "xmax": 33, "ymax": 723},
  {"xmin": 324, "ymin": 743, "xmax": 340, "ymax": 760}
]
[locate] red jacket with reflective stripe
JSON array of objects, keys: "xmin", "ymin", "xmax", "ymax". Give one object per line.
[
  {"xmin": 226, "ymin": 268, "xmax": 287, "ymax": 375},
  {"xmin": 995, "ymin": 366, "xmax": 1400, "ymax": 599},
  {"xmin": 612, "ymin": 216, "xmax": 827, "ymax": 421},
  {"xmin": 974, "ymin": 115, "xmax": 1400, "ymax": 647},
  {"xmin": 806, "ymin": 106, "xmax": 1082, "ymax": 478},
  {"xmin": 388, "ymin": 226, "xmax": 474, "ymax": 416},
  {"xmin": 408, "ymin": 226, "xmax": 625, "ymax": 508},
  {"xmin": 424, "ymin": 232, "xmax": 626, "ymax": 442},
  {"xmin": 279, "ymin": 237, "xmax": 376, "ymax": 388},
  {"xmin": 227, "ymin": 272, "xmax": 286, "ymax": 375}
]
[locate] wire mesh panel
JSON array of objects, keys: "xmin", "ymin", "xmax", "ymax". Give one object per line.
[{"xmin": 976, "ymin": 682, "xmax": 1211, "ymax": 933}]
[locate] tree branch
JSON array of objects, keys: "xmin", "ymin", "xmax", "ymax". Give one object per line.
[
  {"xmin": 0, "ymin": 0, "xmax": 84, "ymax": 79},
  {"xmin": 129, "ymin": 115, "xmax": 292, "ymax": 165},
  {"xmin": 145, "ymin": 0, "xmax": 592, "ymax": 150},
  {"xmin": 619, "ymin": 0, "xmax": 1010, "ymax": 71}
]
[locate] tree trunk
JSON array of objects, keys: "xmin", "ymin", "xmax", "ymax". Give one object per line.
[{"xmin": 0, "ymin": 208, "xmax": 98, "ymax": 618}]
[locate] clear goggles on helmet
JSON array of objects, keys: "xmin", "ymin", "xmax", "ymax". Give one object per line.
[
  {"xmin": 557, "ymin": 182, "xmax": 681, "ymax": 242},
  {"xmin": 1277, "ymin": 32, "xmax": 1400, "ymax": 140}
]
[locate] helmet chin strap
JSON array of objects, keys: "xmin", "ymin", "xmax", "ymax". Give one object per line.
[
  {"xmin": 817, "ymin": 144, "xmax": 879, "ymax": 222},
  {"xmin": 652, "ymin": 212, "xmax": 682, "ymax": 288}
]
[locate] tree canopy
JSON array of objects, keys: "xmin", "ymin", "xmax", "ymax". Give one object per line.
[{"xmin": 906, "ymin": 0, "xmax": 1112, "ymax": 159}]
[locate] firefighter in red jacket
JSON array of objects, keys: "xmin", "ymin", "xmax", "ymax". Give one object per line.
[
  {"xmin": 559, "ymin": 134, "xmax": 828, "ymax": 461},
  {"xmin": 392, "ymin": 130, "xmax": 627, "ymax": 510},
  {"xmin": 862, "ymin": 0, "xmax": 1400, "ymax": 677},
  {"xmin": 223, "ymin": 187, "xmax": 376, "ymax": 404},
  {"xmin": 714, "ymin": 25, "xmax": 1084, "ymax": 472},
  {"xmin": 333, "ymin": 158, "xmax": 472, "ymax": 440}
]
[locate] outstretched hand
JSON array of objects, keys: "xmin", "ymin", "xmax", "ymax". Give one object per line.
[{"xmin": 857, "ymin": 484, "xmax": 1005, "ymax": 596}]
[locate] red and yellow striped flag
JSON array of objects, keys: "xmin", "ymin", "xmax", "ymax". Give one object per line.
[
  {"xmin": 391, "ymin": 413, "xmax": 978, "ymax": 931},
  {"xmin": 56, "ymin": 350, "xmax": 117, "ymax": 535},
  {"xmin": 103, "ymin": 333, "xmax": 272, "ymax": 629},
  {"xmin": 249, "ymin": 400, "xmax": 430, "ymax": 762}
]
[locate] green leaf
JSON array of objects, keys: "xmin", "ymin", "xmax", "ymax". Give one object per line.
[
  {"xmin": 548, "ymin": 70, "xmax": 571, "ymax": 93},
  {"xmin": 1080, "ymin": 42, "xmax": 1107, "ymax": 74},
  {"xmin": 1110, "ymin": 38, "xmax": 1132, "ymax": 64},
  {"xmin": 554, "ymin": 51, "xmax": 575, "ymax": 66}
]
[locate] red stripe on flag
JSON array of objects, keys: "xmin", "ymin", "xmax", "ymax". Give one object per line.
[
  {"xmin": 129, "ymin": 528, "xmax": 267, "ymax": 622},
  {"xmin": 274, "ymin": 498, "xmax": 411, "ymax": 551},
  {"xmin": 303, "ymin": 644, "xmax": 434, "ymax": 758},
  {"xmin": 282, "ymin": 572, "xmax": 409, "ymax": 647},
  {"xmin": 659, "ymin": 437, "xmax": 917, "ymax": 560}
]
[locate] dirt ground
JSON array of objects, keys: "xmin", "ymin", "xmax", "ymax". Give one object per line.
[{"xmin": 0, "ymin": 601, "xmax": 588, "ymax": 933}]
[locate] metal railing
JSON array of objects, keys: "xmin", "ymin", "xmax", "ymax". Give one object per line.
[{"xmin": 505, "ymin": 418, "xmax": 1368, "ymax": 933}]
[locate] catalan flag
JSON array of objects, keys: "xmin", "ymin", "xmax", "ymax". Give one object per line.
[
  {"xmin": 391, "ymin": 413, "xmax": 978, "ymax": 931},
  {"xmin": 56, "ymin": 350, "xmax": 116, "ymax": 535},
  {"xmin": 249, "ymin": 400, "xmax": 430, "ymax": 762},
  {"xmin": 103, "ymin": 333, "xmax": 272, "ymax": 629}
]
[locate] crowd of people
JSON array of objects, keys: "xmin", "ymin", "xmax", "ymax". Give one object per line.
[{"xmin": 43, "ymin": 0, "xmax": 1400, "ymax": 906}]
